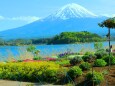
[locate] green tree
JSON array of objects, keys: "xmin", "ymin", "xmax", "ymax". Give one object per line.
[
  {"xmin": 94, "ymin": 42, "xmax": 103, "ymax": 51},
  {"xmin": 98, "ymin": 17, "xmax": 115, "ymax": 70},
  {"xmin": 0, "ymin": 38, "xmax": 5, "ymax": 45},
  {"xmin": 27, "ymin": 45, "xmax": 40, "ymax": 60}
]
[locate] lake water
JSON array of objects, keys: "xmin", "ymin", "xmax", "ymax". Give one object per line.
[{"xmin": 0, "ymin": 41, "xmax": 115, "ymax": 61}]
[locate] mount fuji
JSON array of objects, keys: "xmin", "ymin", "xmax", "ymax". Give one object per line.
[
  {"xmin": 0, "ymin": 3, "xmax": 114, "ymax": 39},
  {"xmin": 47, "ymin": 3, "xmax": 97, "ymax": 20}
]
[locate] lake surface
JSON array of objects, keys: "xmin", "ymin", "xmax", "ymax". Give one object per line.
[{"xmin": 0, "ymin": 41, "xmax": 115, "ymax": 61}]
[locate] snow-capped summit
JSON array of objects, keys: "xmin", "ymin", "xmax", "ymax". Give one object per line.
[{"xmin": 47, "ymin": 3, "xmax": 98, "ymax": 20}]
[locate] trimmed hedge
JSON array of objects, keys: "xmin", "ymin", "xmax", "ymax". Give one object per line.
[
  {"xmin": 67, "ymin": 66, "xmax": 82, "ymax": 79},
  {"xmin": 79, "ymin": 62, "xmax": 91, "ymax": 70},
  {"xmin": 82, "ymin": 54, "xmax": 96, "ymax": 63},
  {"xmin": 70, "ymin": 56, "xmax": 83, "ymax": 65},
  {"xmin": 94, "ymin": 59, "xmax": 107, "ymax": 67}
]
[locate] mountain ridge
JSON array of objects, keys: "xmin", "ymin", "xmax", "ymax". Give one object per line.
[{"xmin": 0, "ymin": 3, "xmax": 114, "ymax": 40}]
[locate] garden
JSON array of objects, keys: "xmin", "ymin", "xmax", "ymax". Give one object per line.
[{"xmin": 0, "ymin": 43, "xmax": 115, "ymax": 86}]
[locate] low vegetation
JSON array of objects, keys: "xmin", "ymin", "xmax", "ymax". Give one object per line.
[
  {"xmin": 0, "ymin": 44, "xmax": 114, "ymax": 86},
  {"xmin": 79, "ymin": 62, "xmax": 91, "ymax": 70},
  {"xmin": 86, "ymin": 72, "xmax": 104, "ymax": 85},
  {"xmin": 94, "ymin": 59, "xmax": 107, "ymax": 67},
  {"xmin": 67, "ymin": 66, "xmax": 83, "ymax": 79}
]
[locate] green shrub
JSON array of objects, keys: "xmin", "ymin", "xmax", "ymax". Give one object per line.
[
  {"xmin": 0, "ymin": 62, "xmax": 63, "ymax": 83},
  {"xmin": 94, "ymin": 42, "xmax": 103, "ymax": 51},
  {"xmin": 44, "ymin": 69, "xmax": 59, "ymax": 82},
  {"xmin": 67, "ymin": 66, "xmax": 82, "ymax": 79},
  {"xmin": 94, "ymin": 59, "xmax": 107, "ymax": 67},
  {"xmin": 33, "ymin": 56, "xmax": 41, "ymax": 60},
  {"xmin": 55, "ymin": 60, "xmax": 70, "ymax": 66},
  {"xmin": 17, "ymin": 60, "xmax": 23, "ymax": 62},
  {"xmin": 103, "ymin": 55, "xmax": 115, "ymax": 65},
  {"xmin": 95, "ymin": 49, "xmax": 108, "ymax": 59},
  {"xmin": 85, "ymin": 52, "xmax": 94, "ymax": 55},
  {"xmin": 79, "ymin": 62, "xmax": 91, "ymax": 70},
  {"xmin": 86, "ymin": 72, "xmax": 104, "ymax": 85},
  {"xmin": 70, "ymin": 56, "xmax": 82, "ymax": 65},
  {"xmin": 82, "ymin": 54, "xmax": 96, "ymax": 63}
]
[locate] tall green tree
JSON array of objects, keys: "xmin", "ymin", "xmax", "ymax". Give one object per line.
[{"xmin": 98, "ymin": 17, "xmax": 115, "ymax": 70}]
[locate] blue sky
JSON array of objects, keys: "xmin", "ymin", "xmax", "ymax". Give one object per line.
[{"xmin": 0, "ymin": 0, "xmax": 115, "ymax": 31}]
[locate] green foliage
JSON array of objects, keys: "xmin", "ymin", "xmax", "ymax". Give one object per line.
[
  {"xmin": 27, "ymin": 45, "xmax": 41, "ymax": 60},
  {"xmin": 85, "ymin": 52, "xmax": 94, "ymax": 55},
  {"xmin": 0, "ymin": 38, "xmax": 5, "ymax": 45},
  {"xmin": 102, "ymin": 70, "xmax": 109, "ymax": 75},
  {"xmin": 0, "ymin": 62, "xmax": 62, "ymax": 82},
  {"xmin": 67, "ymin": 66, "xmax": 82, "ymax": 79},
  {"xmin": 95, "ymin": 49, "xmax": 108, "ymax": 59},
  {"xmin": 0, "ymin": 31, "xmax": 107, "ymax": 46},
  {"xmin": 94, "ymin": 42, "xmax": 103, "ymax": 50},
  {"xmin": 70, "ymin": 56, "xmax": 83, "ymax": 65},
  {"xmin": 27, "ymin": 45, "xmax": 36, "ymax": 53},
  {"xmin": 103, "ymin": 55, "xmax": 115, "ymax": 65},
  {"xmin": 82, "ymin": 54, "xmax": 96, "ymax": 63},
  {"xmin": 17, "ymin": 60, "xmax": 23, "ymax": 62},
  {"xmin": 43, "ymin": 68, "xmax": 59, "ymax": 82},
  {"xmin": 33, "ymin": 56, "xmax": 41, "ymax": 60},
  {"xmin": 48, "ymin": 31, "xmax": 103, "ymax": 44},
  {"xmin": 99, "ymin": 17, "xmax": 115, "ymax": 29},
  {"xmin": 94, "ymin": 59, "xmax": 107, "ymax": 67},
  {"xmin": 86, "ymin": 72, "xmax": 104, "ymax": 85},
  {"xmin": 79, "ymin": 62, "xmax": 91, "ymax": 70},
  {"xmin": 5, "ymin": 39, "xmax": 32, "ymax": 46},
  {"xmin": 55, "ymin": 60, "xmax": 70, "ymax": 66}
]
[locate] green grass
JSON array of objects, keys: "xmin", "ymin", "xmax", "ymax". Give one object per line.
[
  {"xmin": 68, "ymin": 55, "xmax": 83, "ymax": 58},
  {"xmin": 55, "ymin": 60, "xmax": 70, "ymax": 65}
]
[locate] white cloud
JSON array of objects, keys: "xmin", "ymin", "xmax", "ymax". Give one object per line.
[
  {"xmin": 9, "ymin": 16, "xmax": 40, "ymax": 23},
  {"xmin": 0, "ymin": 16, "xmax": 40, "ymax": 23},
  {"xmin": 0, "ymin": 16, "xmax": 5, "ymax": 20},
  {"xmin": 101, "ymin": 14, "xmax": 115, "ymax": 17}
]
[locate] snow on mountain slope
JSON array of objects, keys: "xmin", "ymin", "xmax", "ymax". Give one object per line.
[{"xmin": 47, "ymin": 3, "xmax": 98, "ymax": 20}]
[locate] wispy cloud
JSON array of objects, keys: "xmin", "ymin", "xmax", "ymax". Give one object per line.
[
  {"xmin": 101, "ymin": 14, "xmax": 115, "ymax": 17},
  {"xmin": 0, "ymin": 16, "xmax": 40, "ymax": 23}
]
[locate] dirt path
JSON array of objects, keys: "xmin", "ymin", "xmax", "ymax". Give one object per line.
[
  {"xmin": 0, "ymin": 80, "xmax": 64, "ymax": 86},
  {"xmin": 0, "ymin": 80, "xmax": 44, "ymax": 86}
]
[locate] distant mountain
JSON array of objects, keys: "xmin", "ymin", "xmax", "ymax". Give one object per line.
[
  {"xmin": 46, "ymin": 3, "xmax": 97, "ymax": 20},
  {"xmin": 0, "ymin": 3, "xmax": 114, "ymax": 40}
]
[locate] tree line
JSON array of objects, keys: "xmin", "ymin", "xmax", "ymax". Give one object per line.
[
  {"xmin": 0, "ymin": 31, "xmax": 106, "ymax": 46},
  {"xmin": 48, "ymin": 31, "xmax": 105, "ymax": 44}
]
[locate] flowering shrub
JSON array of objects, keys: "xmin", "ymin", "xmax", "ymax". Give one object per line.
[
  {"xmin": 45, "ymin": 57, "xmax": 57, "ymax": 61},
  {"xmin": 0, "ymin": 62, "xmax": 63, "ymax": 82},
  {"xmin": 58, "ymin": 52, "xmax": 75, "ymax": 58}
]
